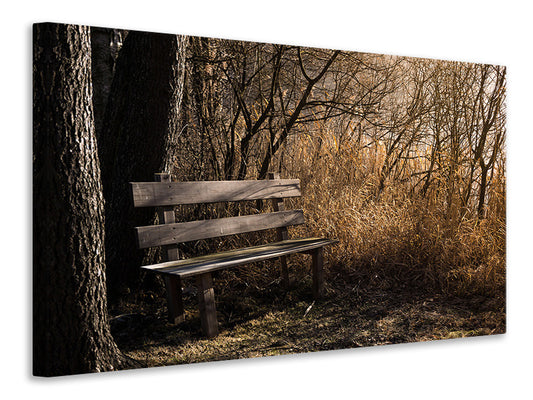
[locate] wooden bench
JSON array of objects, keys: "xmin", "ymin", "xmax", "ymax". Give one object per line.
[{"xmin": 130, "ymin": 172, "xmax": 337, "ymax": 337}]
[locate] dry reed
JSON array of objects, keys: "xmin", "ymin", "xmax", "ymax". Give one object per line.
[{"xmin": 283, "ymin": 128, "xmax": 505, "ymax": 298}]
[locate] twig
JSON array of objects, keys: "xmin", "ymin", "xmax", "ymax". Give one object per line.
[{"xmin": 304, "ymin": 301, "xmax": 315, "ymax": 317}]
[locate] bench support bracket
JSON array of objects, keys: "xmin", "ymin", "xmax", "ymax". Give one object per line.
[
  {"xmin": 197, "ymin": 272, "xmax": 219, "ymax": 338},
  {"xmin": 155, "ymin": 172, "xmax": 185, "ymax": 325},
  {"xmin": 312, "ymin": 247, "xmax": 324, "ymax": 299},
  {"xmin": 268, "ymin": 172, "xmax": 291, "ymax": 289},
  {"xmin": 165, "ymin": 275, "xmax": 185, "ymax": 324}
]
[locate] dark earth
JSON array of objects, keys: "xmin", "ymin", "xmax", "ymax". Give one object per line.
[{"xmin": 109, "ymin": 264, "xmax": 505, "ymax": 368}]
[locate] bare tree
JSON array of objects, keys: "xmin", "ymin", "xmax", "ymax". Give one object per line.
[
  {"xmin": 468, "ymin": 65, "xmax": 506, "ymax": 218},
  {"xmin": 419, "ymin": 61, "xmax": 506, "ymax": 218}
]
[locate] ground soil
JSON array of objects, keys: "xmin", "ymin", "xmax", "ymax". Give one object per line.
[{"xmin": 109, "ymin": 264, "xmax": 505, "ymax": 369}]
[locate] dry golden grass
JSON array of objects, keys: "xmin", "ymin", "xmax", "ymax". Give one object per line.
[{"xmin": 283, "ymin": 131, "xmax": 505, "ymax": 299}]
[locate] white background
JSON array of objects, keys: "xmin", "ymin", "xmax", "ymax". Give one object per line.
[{"xmin": 1, "ymin": 1, "xmax": 531, "ymax": 398}]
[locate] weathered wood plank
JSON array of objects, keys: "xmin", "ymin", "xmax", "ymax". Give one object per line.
[
  {"xmin": 141, "ymin": 237, "xmax": 338, "ymax": 278},
  {"xmin": 154, "ymin": 173, "xmax": 185, "ymax": 324},
  {"xmin": 135, "ymin": 209, "xmax": 305, "ymax": 249},
  {"xmin": 130, "ymin": 179, "xmax": 301, "ymax": 207},
  {"xmin": 197, "ymin": 273, "xmax": 218, "ymax": 337}
]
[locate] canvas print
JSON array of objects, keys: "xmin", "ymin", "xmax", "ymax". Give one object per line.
[{"xmin": 33, "ymin": 22, "xmax": 506, "ymax": 377}]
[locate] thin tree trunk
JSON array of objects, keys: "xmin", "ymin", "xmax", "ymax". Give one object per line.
[
  {"xmin": 477, "ymin": 165, "xmax": 489, "ymax": 219},
  {"xmin": 33, "ymin": 23, "xmax": 126, "ymax": 376}
]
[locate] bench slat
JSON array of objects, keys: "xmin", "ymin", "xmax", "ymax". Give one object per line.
[
  {"xmin": 130, "ymin": 179, "xmax": 301, "ymax": 207},
  {"xmin": 135, "ymin": 210, "xmax": 305, "ymax": 249},
  {"xmin": 141, "ymin": 237, "xmax": 338, "ymax": 278}
]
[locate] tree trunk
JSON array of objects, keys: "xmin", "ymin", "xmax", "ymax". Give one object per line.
[
  {"xmin": 190, "ymin": 36, "xmax": 222, "ymax": 180},
  {"xmin": 477, "ymin": 165, "xmax": 489, "ymax": 219},
  {"xmin": 91, "ymin": 27, "xmax": 126, "ymax": 143},
  {"xmin": 33, "ymin": 23, "xmax": 126, "ymax": 376},
  {"xmin": 98, "ymin": 31, "xmax": 188, "ymax": 298}
]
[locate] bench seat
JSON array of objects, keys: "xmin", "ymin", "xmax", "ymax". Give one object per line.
[
  {"xmin": 131, "ymin": 172, "xmax": 338, "ymax": 337},
  {"xmin": 141, "ymin": 237, "xmax": 338, "ymax": 278}
]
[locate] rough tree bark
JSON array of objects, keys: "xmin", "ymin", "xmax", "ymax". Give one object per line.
[
  {"xmin": 98, "ymin": 31, "xmax": 188, "ymax": 298},
  {"xmin": 33, "ymin": 23, "xmax": 127, "ymax": 376}
]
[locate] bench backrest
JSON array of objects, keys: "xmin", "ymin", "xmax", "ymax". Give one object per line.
[{"xmin": 130, "ymin": 173, "xmax": 303, "ymax": 249}]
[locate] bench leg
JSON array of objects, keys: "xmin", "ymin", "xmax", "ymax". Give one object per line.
[
  {"xmin": 165, "ymin": 275, "xmax": 185, "ymax": 324},
  {"xmin": 312, "ymin": 247, "xmax": 324, "ymax": 299},
  {"xmin": 196, "ymin": 272, "xmax": 219, "ymax": 338},
  {"xmin": 280, "ymin": 255, "xmax": 290, "ymax": 288}
]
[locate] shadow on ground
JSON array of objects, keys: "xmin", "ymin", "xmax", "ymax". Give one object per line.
[{"xmin": 109, "ymin": 270, "xmax": 505, "ymax": 368}]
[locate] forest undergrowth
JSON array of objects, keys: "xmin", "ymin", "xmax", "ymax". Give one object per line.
[
  {"xmin": 110, "ymin": 129, "xmax": 506, "ymax": 368},
  {"xmin": 290, "ymin": 134, "xmax": 506, "ymax": 299}
]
